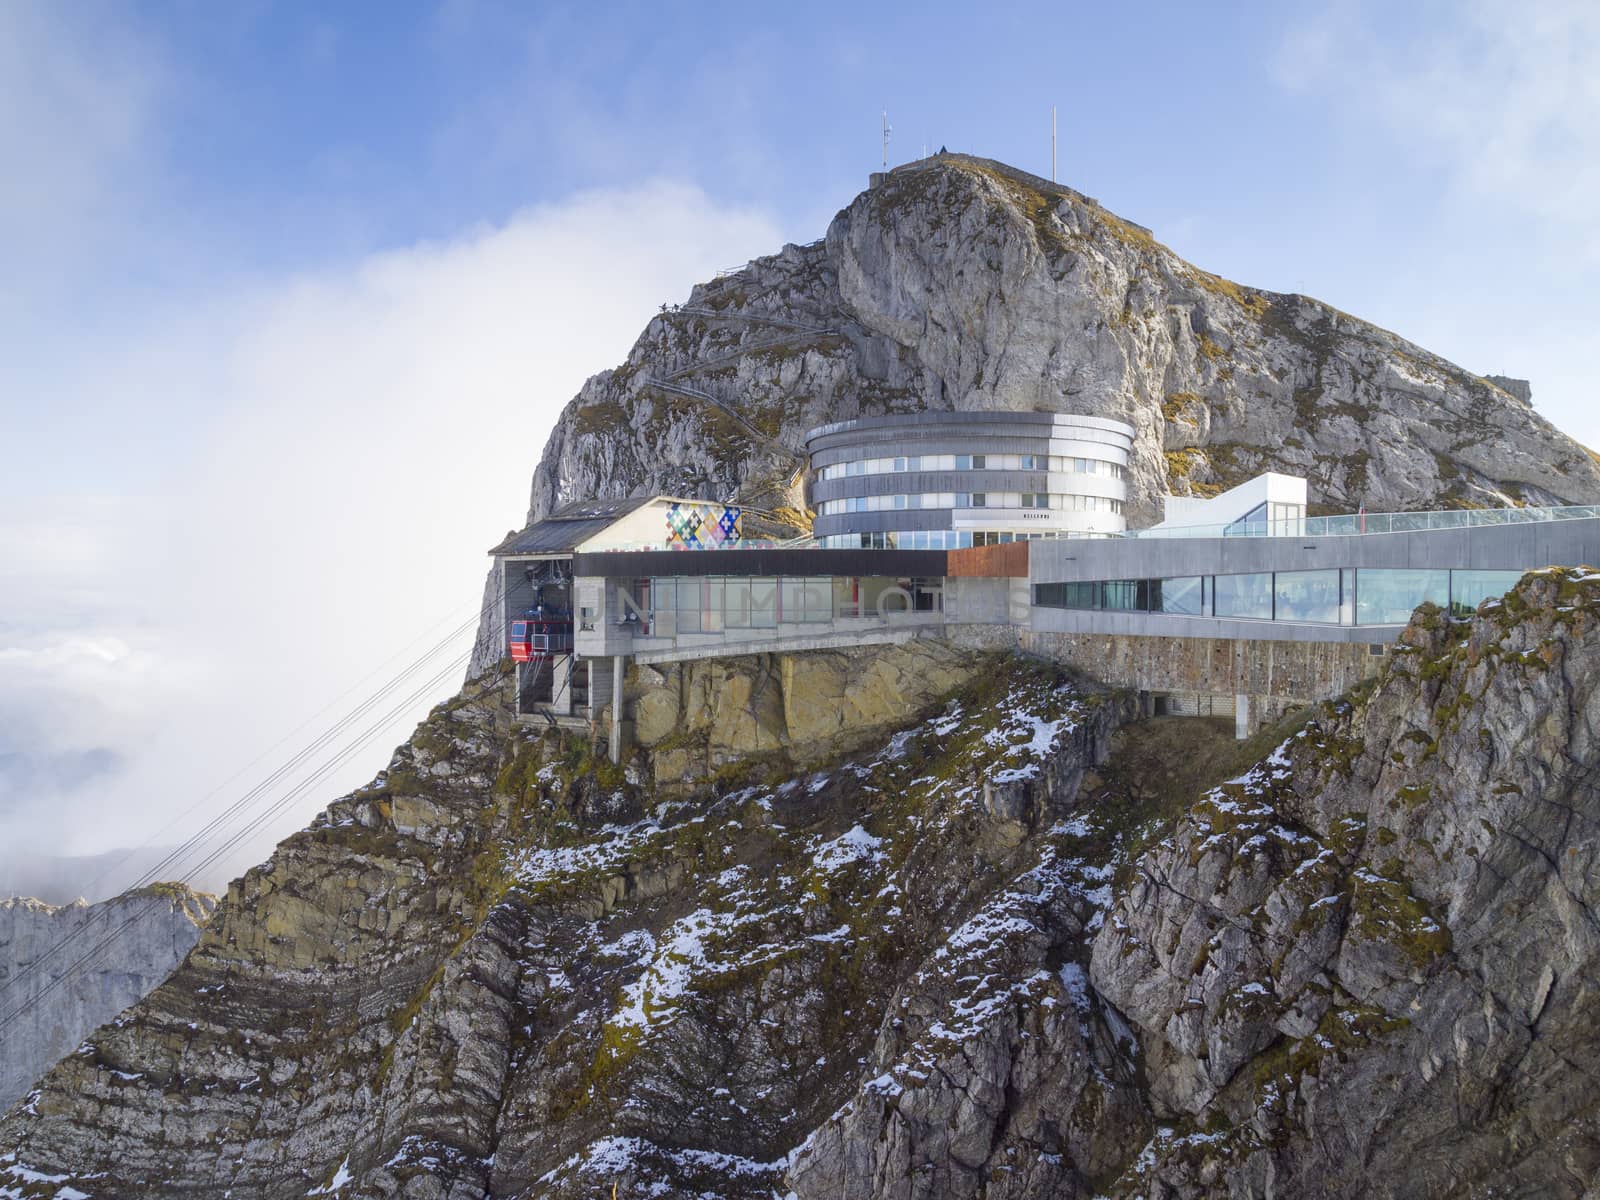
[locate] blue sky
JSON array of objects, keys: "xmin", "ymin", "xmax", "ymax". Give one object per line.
[{"xmin": 2, "ymin": 0, "xmax": 1597, "ymax": 892}]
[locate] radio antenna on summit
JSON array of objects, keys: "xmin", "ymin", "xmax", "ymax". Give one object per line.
[
  {"xmin": 881, "ymin": 110, "xmax": 892, "ymax": 168},
  {"xmin": 1051, "ymin": 106, "xmax": 1057, "ymax": 182}
]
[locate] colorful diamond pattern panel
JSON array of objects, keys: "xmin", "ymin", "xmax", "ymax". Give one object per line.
[{"xmin": 666, "ymin": 503, "xmax": 742, "ymax": 548}]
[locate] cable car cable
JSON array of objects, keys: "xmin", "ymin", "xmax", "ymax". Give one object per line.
[
  {"xmin": 0, "ymin": 632, "xmax": 477, "ymax": 1024},
  {"xmin": 79, "ymin": 601, "xmax": 482, "ymax": 902},
  {"xmin": 0, "ymin": 647, "xmax": 480, "ymax": 1038},
  {"xmin": 0, "ymin": 607, "xmax": 487, "ymax": 1011}
]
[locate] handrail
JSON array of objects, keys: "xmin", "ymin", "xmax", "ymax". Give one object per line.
[
  {"xmin": 582, "ymin": 537, "xmax": 826, "ymax": 553},
  {"xmin": 1128, "ymin": 504, "xmax": 1600, "ymax": 540}
]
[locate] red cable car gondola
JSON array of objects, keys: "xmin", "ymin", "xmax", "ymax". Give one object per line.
[{"xmin": 509, "ymin": 609, "xmax": 573, "ymax": 663}]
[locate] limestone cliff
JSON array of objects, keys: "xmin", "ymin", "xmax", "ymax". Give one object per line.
[
  {"xmin": 1088, "ymin": 567, "xmax": 1600, "ymax": 1197},
  {"xmin": 525, "ymin": 155, "xmax": 1600, "ymax": 534},
  {"xmin": 9, "ymin": 575, "xmax": 1600, "ymax": 1197},
  {"xmin": 0, "ymin": 884, "xmax": 214, "ymax": 1113},
  {"xmin": 4, "ymin": 643, "xmax": 1121, "ymax": 1198}
]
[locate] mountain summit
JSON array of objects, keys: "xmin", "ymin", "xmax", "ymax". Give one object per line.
[{"xmin": 529, "ymin": 154, "xmax": 1600, "ymax": 532}]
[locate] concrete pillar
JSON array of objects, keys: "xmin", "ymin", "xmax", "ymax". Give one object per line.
[
  {"xmin": 609, "ymin": 655, "xmax": 626, "ymax": 764},
  {"xmin": 1235, "ymin": 693, "xmax": 1251, "ymax": 740},
  {"xmin": 551, "ymin": 655, "xmax": 573, "ymax": 717},
  {"xmin": 1138, "ymin": 689, "xmax": 1153, "ymax": 719},
  {"xmin": 586, "ymin": 659, "xmax": 597, "ymax": 717}
]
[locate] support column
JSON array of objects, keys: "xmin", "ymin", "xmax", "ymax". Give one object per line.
[
  {"xmin": 551, "ymin": 655, "xmax": 573, "ymax": 717},
  {"xmin": 1235, "ymin": 693, "xmax": 1252, "ymax": 741},
  {"xmin": 587, "ymin": 659, "xmax": 597, "ymax": 717},
  {"xmin": 609, "ymin": 655, "xmax": 626, "ymax": 764}
]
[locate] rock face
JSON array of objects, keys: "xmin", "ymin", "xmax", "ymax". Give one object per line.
[
  {"xmin": 0, "ymin": 651, "xmax": 1143, "ymax": 1197},
  {"xmin": 1089, "ymin": 567, "xmax": 1600, "ymax": 1198},
  {"xmin": 627, "ymin": 639, "xmax": 988, "ymax": 784},
  {"xmin": 10, "ymin": 573, "xmax": 1600, "ymax": 1197},
  {"xmin": 524, "ymin": 155, "xmax": 1600, "ymax": 534},
  {"xmin": 0, "ymin": 884, "xmax": 214, "ymax": 1113}
]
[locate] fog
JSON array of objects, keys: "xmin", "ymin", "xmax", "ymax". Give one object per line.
[{"xmin": 0, "ymin": 183, "xmax": 784, "ymax": 900}]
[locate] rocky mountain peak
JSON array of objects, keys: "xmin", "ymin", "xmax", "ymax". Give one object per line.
[{"xmin": 526, "ymin": 153, "xmax": 1600, "ymax": 532}]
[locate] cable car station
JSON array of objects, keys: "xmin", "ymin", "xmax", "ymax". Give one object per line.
[{"xmin": 490, "ymin": 418, "xmax": 1600, "ymax": 762}]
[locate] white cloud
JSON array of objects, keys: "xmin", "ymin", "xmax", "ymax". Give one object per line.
[
  {"xmin": 1, "ymin": 181, "xmax": 784, "ymax": 890},
  {"xmin": 1280, "ymin": 0, "xmax": 1600, "ymax": 260}
]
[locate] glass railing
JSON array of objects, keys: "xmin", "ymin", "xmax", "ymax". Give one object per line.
[
  {"xmin": 1126, "ymin": 504, "xmax": 1600, "ymax": 540},
  {"xmin": 582, "ymin": 535, "xmax": 824, "ymax": 553}
]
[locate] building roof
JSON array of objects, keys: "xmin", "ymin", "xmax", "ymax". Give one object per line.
[
  {"xmin": 488, "ymin": 495, "xmax": 655, "ymax": 557},
  {"xmin": 804, "ymin": 410, "xmax": 1135, "ymax": 448}
]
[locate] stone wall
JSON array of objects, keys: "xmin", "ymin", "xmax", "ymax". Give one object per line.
[{"xmin": 1022, "ymin": 629, "xmax": 1383, "ymax": 707}]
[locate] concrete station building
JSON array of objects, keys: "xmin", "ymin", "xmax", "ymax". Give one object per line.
[{"xmin": 490, "ymin": 413, "xmax": 1600, "ymax": 755}]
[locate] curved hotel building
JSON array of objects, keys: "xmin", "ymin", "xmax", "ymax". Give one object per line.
[{"xmin": 805, "ymin": 411, "xmax": 1136, "ymax": 549}]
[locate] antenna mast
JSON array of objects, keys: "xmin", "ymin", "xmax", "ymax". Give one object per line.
[
  {"xmin": 881, "ymin": 110, "xmax": 892, "ymax": 169},
  {"xmin": 1051, "ymin": 106, "xmax": 1057, "ymax": 182}
]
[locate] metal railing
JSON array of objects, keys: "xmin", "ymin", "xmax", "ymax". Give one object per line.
[
  {"xmin": 1127, "ymin": 504, "xmax": 1600, "ymax": 541},
  {"xmin": 583, "ymin": 534, "xmax": 824, "ymax": 554}
]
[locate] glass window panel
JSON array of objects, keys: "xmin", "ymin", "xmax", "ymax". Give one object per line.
[
  {"xmin": 781, "ymin": 577, "xmax": 801, "ymax": 621},
  {"xmin": 749, "ymin": 578, "xmax": 778, "ymax": 628},
  {"xmin": 1356, "ymin": 569, "xmax": 1449, "ymax": 625},
  {"xmin": 1102, "ymin": 580, "xmax": 1140, "ymax": 611},
  {"xmin": 1274, "ymin": 569, "xmax": 1341, "ymax": 623},
  {"xmin": 1214, "ymin": 572, "xmax": 1274, "ymax": 619},
  {"xmin": 1449, "ymin": 570, "xmax": 1524, "ymax": 617},
  {"xmin": 1226, "ymin": 503, "xmax": 1268, "ymax": 537},
  {"xmin": 1154, "ymin": 576, "xmax": 1204, "ymax": 615},
  {"xmin": 1064, "ymin": 581, "xmax": 1098, "ymax": 609},
  {"xmin": 651, "ymin": 578, "xmax": 675, "ymax": 611},
  {"xmin": 799, "ymin": 578, "xmax": 833, "ymax": 621},
  {"xmin": 725, "ymin": 578, "xmax": 751, "ymax": 628},
  {"xmin": 676, "ymin": 578, "xmax": 704, "ymax": 633},
  {"xmin": 703, "ymin": 579, "xmax": 723, "ymax": 632}
]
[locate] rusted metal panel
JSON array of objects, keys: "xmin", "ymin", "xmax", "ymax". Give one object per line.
[{"xmin": 947, "ymin": 542, "xmax": 1031, "ymax": 578}]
